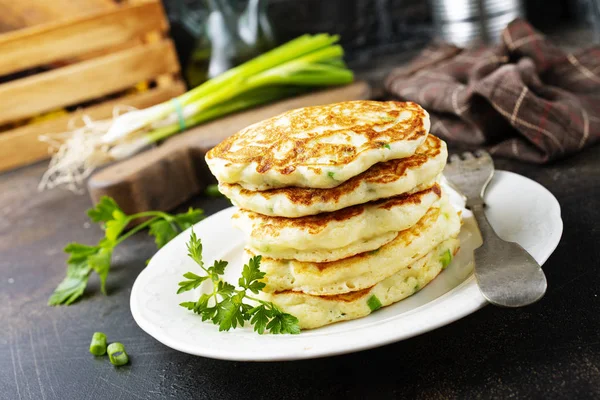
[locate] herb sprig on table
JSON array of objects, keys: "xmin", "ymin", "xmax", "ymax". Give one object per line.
[
  {"xmin": 48, "ymin": 196, "xmax": 204, "ymax": 306},
  {"xmin": 177, "ymin": 231, "xmax": 300, "ymax": 334}
]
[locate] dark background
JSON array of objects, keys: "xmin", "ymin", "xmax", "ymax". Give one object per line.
[{"xmin": 163, "ymin": 0, "xmax": 589, "ymax": 81}]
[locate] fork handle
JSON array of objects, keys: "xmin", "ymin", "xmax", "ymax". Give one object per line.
[{"xmin": 470, "ymin": 203, "xmax": 499, "ymax": 243}]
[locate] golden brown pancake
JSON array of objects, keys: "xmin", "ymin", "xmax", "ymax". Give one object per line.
[
  {"xmin": 220, "ymin": 135, "xmax": 447, "ymax": 217},
  {"xmin": 233, "ymin": 185, "xmax": 442, "ymax": 262},
  {"xmin": 206, "ymin": 101, "xmax": 430, "ymax": 190},
  {"xmin": 248, "ymin": 196, "xmax": 461, "ymax": 295},
  {"xmin": 257, "ymin": 238, "xmax": 461, "ymax": 329}
]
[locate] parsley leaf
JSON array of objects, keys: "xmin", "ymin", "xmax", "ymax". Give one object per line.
[
  {"xmin": 214, "ymin": 292, "xmax": 246, "ymax": 331},
  {"xmin": 49, "ymin": 196, "xmax": 204, "ymax": 306},
  {"xmin": 148, "ymin": 219, "xmax": 179, "ymax": 249},
  {"xmin": 238, "ymin": 256, "xmax": 266, "ymax": 294},
  {"xmin": 249, "ymin": 305, "xmax": 272, "ymax": 334},
  {"xmin": 209, "ymin": 260, "xmax": 228, "ymax": 276},
  {"xmin": 204, "ymin": 184, "xmax": 223, "ymax": 198},
  {"xmin": 177, "ymin": 272, "xmax": 208, "ymax": 294},
  {"xmin": 267, "ymin": 311, "xmax": 301, "ymax": 335},
  {"xmin": 186, "ymin": 230, "xmax": 204, "ymax": 268},
  {"xmin": 87, "ymin": 197, "xmax": 121, "ymax": 223},
  {"xmin": 173, "ymin": 208, "xmax": 205, "ymax": 230},
  {"xmin": 177, "ymin": 232, "xmax": 300, "ymax": 334},
  {"xmin": 88, "ymin": 247, "xmax": 113, "ymax": 295},
  {"xmin": 47, "ymin": 257, "xmax": 93, "ymax": 306},
  {"xmin": 105, "ymin": 210, "xmax": 130, "ymax": 242}
]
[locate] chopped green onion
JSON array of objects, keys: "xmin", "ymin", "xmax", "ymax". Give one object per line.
[
  {"xmin": 440, "ymin": 250, "xmax": 453, "ymax": 269},
  {"xmin": 204, "ymin": 184, "xmax": 223, "ymax": 197},
  {"xmin": 383, "ymin": 143, "xmax": 391, "ymax": 150},
  {"xmin": 89, "ymin": 332, "xmax": 107, "ymax": 356},
  {"xmin": 107, "ymin": 342, "xmax": 129, "ymax": 366},
  {"xmin": 327, "ymin": 171, "xmax": 336, "ymax": 179},
  {"xmin": 367, "ymin": 295, "xmax": 382, "ymax": 312}
]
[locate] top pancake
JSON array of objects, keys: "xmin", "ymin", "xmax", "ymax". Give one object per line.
[{"xmin": 205, "ymin": 101, "xmax": 430, "ymax": 190}]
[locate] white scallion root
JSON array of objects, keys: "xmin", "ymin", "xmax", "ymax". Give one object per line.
[{"xmin": 38, "ymin": 106, "xmax": 144, "ymax": 193}]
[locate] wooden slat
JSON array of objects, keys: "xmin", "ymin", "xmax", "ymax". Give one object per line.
[
  {"xmin": 0, "ymin": 0, "xmax": 117, "ymax": 33},
  {"xmin": 0, "ymin": 1, "xmax": 167, "ymax": 75},
  {"xmin": 0, "ymin": 81, "xmax": 186, "ymax": 172},
  {"xmin": 0, "ymin": 39, "xmax": 180, "ymax": 126}
]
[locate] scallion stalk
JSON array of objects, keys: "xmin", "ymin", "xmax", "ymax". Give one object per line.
[{"xmin": 40, "ymin": 34, "xmax": 354, "ymax": 192}]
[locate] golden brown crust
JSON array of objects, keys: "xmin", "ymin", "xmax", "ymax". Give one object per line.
[
  {"xmin": 239, "ymin": 183, "xmax": 441, "ymax": 237},
  {"xmin": 252, "ymin": 204, "xmax": 443, "ymax": 273},
  {"xmin": 221, "ymin": 134, "xmax": 442, "ymax": 206},
  {"xmin": 206, "ymin": 101, "xmax": 428, "ymax": 174},
  {"xmin": 274, "ymin": 287, "xmax": 373, "ymax": 302}
]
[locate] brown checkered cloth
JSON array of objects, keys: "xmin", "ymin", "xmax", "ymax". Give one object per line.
[{"xmin": 385, "ymin": 18, "xmax": 600, "ymax": 163}]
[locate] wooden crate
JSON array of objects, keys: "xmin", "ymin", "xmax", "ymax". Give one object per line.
[{"xmin": 0, "ymin": 0, "xmax": 186, "ymax": 172}]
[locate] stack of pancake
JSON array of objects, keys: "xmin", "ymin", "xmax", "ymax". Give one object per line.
[{"xmin": 205, "ymin": 101, "xmax": 461, "ymax": 330}]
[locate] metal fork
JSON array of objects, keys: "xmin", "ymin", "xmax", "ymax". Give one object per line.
[{"xmin": 444, "ymin": 150, "xmax": 547, "ymax": 307}]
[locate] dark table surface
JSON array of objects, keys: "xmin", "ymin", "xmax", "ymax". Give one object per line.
[{"xmin": 2, "ymin": 25, "xmax": 600, "ymax": 398}]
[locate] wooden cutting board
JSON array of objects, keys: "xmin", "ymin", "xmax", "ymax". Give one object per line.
[{"xmin": 88, "ymin": 81, "xmax": 372, "ymax": 214}]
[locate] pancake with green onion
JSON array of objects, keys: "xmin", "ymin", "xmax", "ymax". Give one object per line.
[
  {"xmin": 206, "ymin": 101, "xmax": 430, "ymax": 191},
  {"xmin": 258, "ymin": 238, "xmax": 460, "ymax": 329},
  {"xmin": 233, "ymin": 184, "xmax": 442, "ymax": 262},
  {"xmin": 220, "ymin": 134, "xmax": 446, "ymax": 218},
  {"xmin": 248, "ymin": 196, "xmax": 461, "ymax": 295}
]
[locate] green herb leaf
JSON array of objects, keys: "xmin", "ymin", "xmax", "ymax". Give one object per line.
[
  {"xmin": 88, "ymin": 247, "xmax": 113, "ymax": 295},
  {"xmin": 47, "ymin": 260, "xmax": 92, "ymax": 306},
  {"xmin": 204, "ymin": 184, "xmax": 223, "ymax": 198},
  {"xmin": 249, "ymin": 305, "xmax": 271, "ymax": 334},
  {"xmin": 177, "ymin": 272, "xmax": 209, "ymax": 294},
  {"xmin": 216, "ymin": 280, "xmax": 235, "ymax": 297},
  {"xmin": 180, "ymin": 301, "xmax": 197, "ymax": 310},
  {"xmin": 172, "ymin": 208, "xmax": 205, "ymax": 231},
  {"xmin": 87, "ymin": 196, "xmax": 121, "ymax": 223},
  {"xmin": 105, "ymin": 210, "xmax": 130, "ymax": 242},
  {"xmin": 208, "ymin": 260, "xmax": 228, "ymax": 277},
  {"xmin": 238, "ymin": 256, "xmax": 266, "ymax": 294},
  {"xmin": 214, "ymin": 292, "xmax": 246, "ymax": 331},
  {"xmin": 148, "ymin": 219, "xmax": 178, "ymax": 249},
  {"xmin": 266, "ymin": 308, "xmax": 301, "ymax": 335},
  {"xmin": 383, "ymin": 143, "xmax": 391, "ymax": 150},
  {"xmin": 64, "ymin": 243, "xmax": 100, "ymax": 263},
  {"xmin": 49, "ymin": 196, "xmax": 204, "ymax": 306},
  {"xmin": 177, "ymin": 235, "xmax": 301, "ymax": 334},
  {"xmin": 186, "ymin": 230, "xmax": 204, "ymax": 268}
]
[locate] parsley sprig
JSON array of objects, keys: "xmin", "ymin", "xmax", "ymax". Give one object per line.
[
  {"xmin": 178, "ymin": 231, "xmax": 300, "ymax": 334},
  {"xmin": 48, "ymin": 196, "xmax": 204, "ymax": 306}
]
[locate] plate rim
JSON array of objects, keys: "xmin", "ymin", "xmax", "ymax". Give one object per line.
[{"xmin": 130, "ymin": 170, "xmax": 563, "ymax": 361}]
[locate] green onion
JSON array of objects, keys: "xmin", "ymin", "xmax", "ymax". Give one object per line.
[
  {"xmin": 89, "ymin": 332, "xmax": 107, "ymax": 356},
  {"xmin": 107, "ymin": 342, "xmax": 129, "ymax": 366},
  {"xmin": 204, "ymin": 183, "xmax": 223, "ymax": 197},
  {"xmin": 367, "ymin": 295, "xmax": 382, "ymax": 312},
  {"xmin": 440, "ymin": 250, "xmax": 453, "ymax": 269},
  {"xmin": 40, "ymin": 34, "xmax": 354, "ymax": 191}
]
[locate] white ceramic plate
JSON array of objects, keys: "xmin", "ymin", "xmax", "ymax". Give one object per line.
[{"xmin": 131, "ymin": 170, "xmax": 562, "ymax": 361}]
